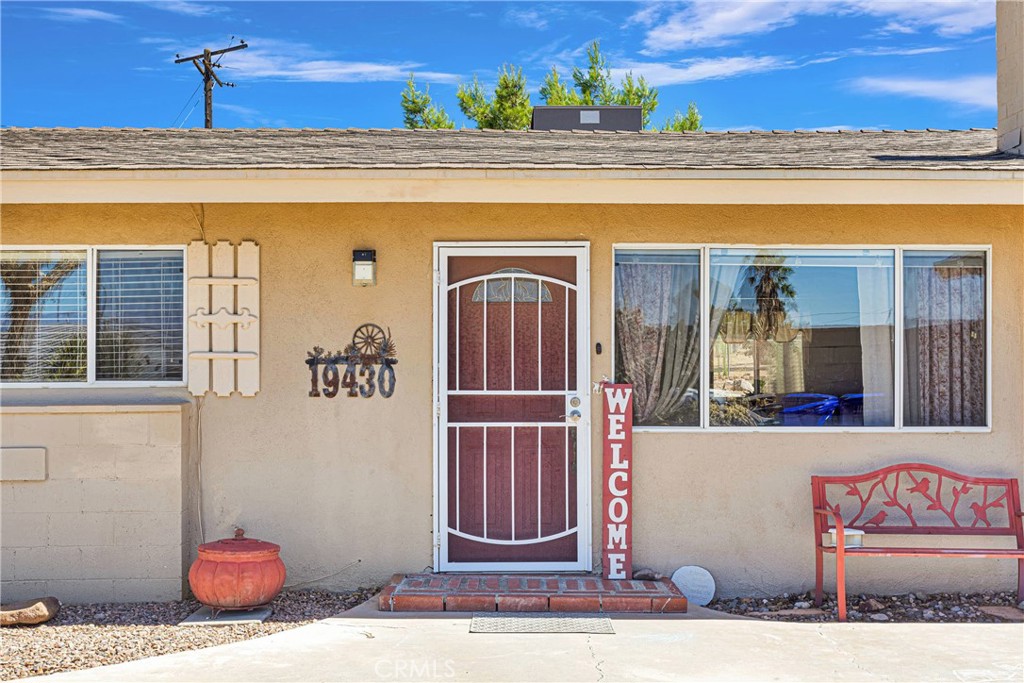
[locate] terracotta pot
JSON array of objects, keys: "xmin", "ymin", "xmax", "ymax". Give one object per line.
[{"xmin": 188, "ymin": 529, "xmax": 286, "ymax": 610}]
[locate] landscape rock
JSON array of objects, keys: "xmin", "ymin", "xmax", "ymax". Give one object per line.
[
  {"xmin": 859, "ymin": 598, "xmax": 886, "ymax": 612},
  {"xmin": 774, "ymin": 608, "xmax": 826, "ymax": 616},
  {"xmin": 0, "ymin": 597, "xmax": 60, "ymax": 626},
  {"xmin": 793, "ymin": 601, "xmax": 811, "ymax": 609},
  {"xmin": 869, "ymin": 613, "xmax": 890, "ymax": 621},
  {"xmin": 0, "ymin": 587, "xmax": 375, "ymax": 681},
  {"xmin": 709, "ymin": 591, "xmax": 1021, "ymax": 624},
  {"xmin": 978, "ymin": 606, "xmax": 1024, "ymax": 622},
  {"xmin": 632, "ymin": 567, "xmax": 663, "ymax": 581}
]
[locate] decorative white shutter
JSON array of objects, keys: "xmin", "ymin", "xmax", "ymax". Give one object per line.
[{"xmin": 186, "ymin": 240, "xmax": 260, "ymax": 397}]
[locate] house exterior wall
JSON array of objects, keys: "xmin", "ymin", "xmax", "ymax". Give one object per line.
[
  {"xmin": 2, "ymin": 202, "xmax": 1022, "ymax": 600},
  {"xmin": 997, "ymin": 0, "xmax": 1024, "ymax": 154},
  {"xmin": 0, "ymin": 404, "xmax": 187, "ymax": 603}
]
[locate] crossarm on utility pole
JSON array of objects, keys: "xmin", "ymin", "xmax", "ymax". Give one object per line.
[{"xmin": 174, "ymin": 41, "xmax": 248, "ymax": 128}]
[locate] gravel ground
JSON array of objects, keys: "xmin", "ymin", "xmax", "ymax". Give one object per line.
[
  {"xmin": 708, "ymin": 591, "xmax": 1024, "ymax": 623},
  {"xmin": 1, "ymin": 588, "xmax": 378, "ymax": 681}
]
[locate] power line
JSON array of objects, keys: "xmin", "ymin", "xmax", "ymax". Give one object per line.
[
  {"xmin": 174, "ymin": 40, "xmax": 248, "ymax": 128},
  {"xmin": 178, "ymin": 93, "xmax": 204, "ymax": 128},
  {"xmin": 171, "ymin": 81, "xmax": 203, "ymax": 128}
]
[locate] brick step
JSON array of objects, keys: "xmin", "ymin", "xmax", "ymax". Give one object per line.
[{"xmin": 379, "ymin": 573, "xmax": 687, "ymax": 613}]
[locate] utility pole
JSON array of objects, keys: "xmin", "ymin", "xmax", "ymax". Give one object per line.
[{"xmin": 175, "ymin": 41, "xmax": 248, "ymax": 128}]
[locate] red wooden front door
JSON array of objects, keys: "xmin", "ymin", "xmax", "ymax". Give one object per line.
[{"xmin": 436, "ymin": 245, "xmax": 590, "ymax": 571}]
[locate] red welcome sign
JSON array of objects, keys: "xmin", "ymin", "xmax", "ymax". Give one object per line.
[{"xmin": 601, "ymin": 383, "xmax": 633, "ymax": 580}]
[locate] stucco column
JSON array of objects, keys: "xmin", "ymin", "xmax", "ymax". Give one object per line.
[{"xmin": 997, "ymin": 0, "xmax": 1024, "ymax": 154}]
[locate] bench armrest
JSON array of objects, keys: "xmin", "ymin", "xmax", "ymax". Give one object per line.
[{"xmin": 813, "ymin": 507, "xmax": 848, "ymax": 548}]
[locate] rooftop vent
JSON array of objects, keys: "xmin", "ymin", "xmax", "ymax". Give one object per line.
[{"xmin": 531, "ymin": 106, "xmax": 642, "ymax": 132}]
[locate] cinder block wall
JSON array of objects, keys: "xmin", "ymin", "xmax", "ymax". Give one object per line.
[{"xmin": 1, "ymin": 404, "xmax": 187, "ymax": 603}]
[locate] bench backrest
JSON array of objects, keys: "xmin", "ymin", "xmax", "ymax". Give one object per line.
[{"xmin": 812, "ymin": 463, "xmax": 1023, "ymax": 541}]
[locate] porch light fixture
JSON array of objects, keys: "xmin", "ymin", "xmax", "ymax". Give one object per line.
[{"xmin": 352, "ymin": 249, "xmax": 376, "ymax": 287}]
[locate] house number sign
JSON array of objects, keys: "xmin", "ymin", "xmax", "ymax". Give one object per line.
[{"xmin": 306, "ymin": 324, "xmax": 398, "ymax": 399}]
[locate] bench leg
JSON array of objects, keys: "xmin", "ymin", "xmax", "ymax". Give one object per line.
[
  {"xmin": 836, "ymin": 552, "xmax": 847, "ymax": 622},
  {"xmin": 1018, "ymin": 558, "xmax": 1023, "ymax": 603},
  {"xmin": 814, "ymin": 548, "xmax": 824, "ymax": 607}
]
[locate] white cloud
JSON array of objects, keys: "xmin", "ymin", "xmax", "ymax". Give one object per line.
[
  {"xmin": 639, "ymin": 1, "xmax": 994, "ymax": 53},
  {"xmin": 802, "ymin": 125, "xmax": 856, "ymax": 131},
  {"xmin": 850, "ymin": 0, "xmax": 994, "ymax": 37},
  {"xmin": 642, "ymin": 1, "xmax": 812, "ymax": 52},
  {"xmin": 878, "ymin": 21, "xmax": 918, "ymax": 35},
  {"xmin": 42, "ymin": 8, "xmax": 123, "ymax": 23},
  {"xmin": 506, "ymin": 8, "xmax": 549, "ymax": 30},
  {"xmin": 612, "ymin": 56, "xmax": 792, "ymax": 86},
  {"xmin": 853, "ymin": 46, "xmax": 953, "ymax": 56},
  {"xmin": 219, "ymin": 39, "xmax": 459, "ymax": 84},
  {"xmin": 704, "ymin": 125, "xmax": 765, "ymax": 132},
  {"xmin": 852, "ymin": 74, "xmax": 995, "ymax": 108},
  {"xmin": 216, "ymin": 103, "xmax": 260, "ymax": 117},
  {"xmin": 144, "ymin": 37, "xmax": 459, "ymax": 84},
  {"xmin": 625, "ymin": 2, "xmax": 670, "ymax": 28},
  {"xmin": 148, "ymin": 1, "xmax": 226, "ymax": 17},
  {"xmin": 215, "ymin": 103, "xmax": 289, "ymax": 128}
]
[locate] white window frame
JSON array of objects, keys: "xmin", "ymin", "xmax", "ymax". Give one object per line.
[
  {"xmin": 1, "ymin": 244, "xmax": 188, "ymax": 389},
  {"xmin": 612, "ymin": 244, "xmax": 992, "ymax": 433}
]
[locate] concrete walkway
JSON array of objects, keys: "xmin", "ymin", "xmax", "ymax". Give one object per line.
[{"xmin": 37, "ymin": 600, "xmax": 1024, "ymax": 682}]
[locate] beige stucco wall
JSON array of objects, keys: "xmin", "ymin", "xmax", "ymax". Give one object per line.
[
  {"xmin": 0, "ymin": 405, "xmax": 187, "ymax": 603},
  {"xmin": 997, "ymin": 0, "xmax": 1024, "ymax": 154},
  {"xmin": 2, "ymin": 202, "xmax": 1022, "ymax": 599}
]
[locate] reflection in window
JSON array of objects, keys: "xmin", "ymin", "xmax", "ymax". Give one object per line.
[
  {"xmin": 903, "ymin": 251, "xmax": 986, "ymax": 427},
  {"xmin": 0, "ymin": 251, "xmax": 87, "ymax": 382},
  {"xmin": 709, "ymin": 249, "xmax": 895, "ymax": 427},
  {"xmin": 471, "ymin": 268, "xmax": 553, "ymax": 303},
  {"xmin": 614, "ymin": 250, "xmax": 700, "ymax": 426}
]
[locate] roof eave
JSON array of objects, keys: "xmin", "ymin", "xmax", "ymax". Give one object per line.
[{"xmin": 3, "ymin": 167, "xmax": 1022, "ymax": 206}]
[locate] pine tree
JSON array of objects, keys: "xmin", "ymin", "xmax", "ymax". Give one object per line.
[
  {"xmin": 402, "ymin": 41, "xmax": 704, "ymax": 132},
  {"xmin": 401, "ymin": 75, "xmax": 454, "ymax": 129},
  {"xmin": 456, "ymin": 66, "xmax": 532, "ymax": 130},
  {"xmin": 540, "ymin": 41, "xmax": 659, "ymax": 128},
  {"xmin": 662, "ymin": 102, "xmax": 704, "ymax": 132}
]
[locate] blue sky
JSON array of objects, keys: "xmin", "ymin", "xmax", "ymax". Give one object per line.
[{"xmin": 0, "ymin": 1, "xmax": 999, "ymax": 130}]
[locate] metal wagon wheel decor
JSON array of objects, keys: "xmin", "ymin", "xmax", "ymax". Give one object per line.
[
  {"xmin": 306, "ymin": 323, "xmax": 398, "ymax": 399},
  {"xmin": 352, "ymin": 323, "xmax": 387, "ymax": 356}
]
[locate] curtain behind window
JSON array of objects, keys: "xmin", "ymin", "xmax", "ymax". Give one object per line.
[
  {"xmin": 615, "ymin": 251, "xmax": 700, "ymax": 426},
  {"xmin": 903, "ymin": 251, "xmax": 986, "ymax": 427}
]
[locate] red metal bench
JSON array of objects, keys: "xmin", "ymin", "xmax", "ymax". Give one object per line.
[{"xmin": 812, "ymin": 463, "xmax": 1024, "ymax": 621}]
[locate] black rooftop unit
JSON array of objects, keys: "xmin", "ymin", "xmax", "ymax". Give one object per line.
[{"xmin": 531, "ymin": 106, "xmax": 643, "ymax": 132}]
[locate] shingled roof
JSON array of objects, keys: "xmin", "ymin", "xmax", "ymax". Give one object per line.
[{"xmin": 2, "ymin": 127, "xmax": 1023, "ymax": 172}]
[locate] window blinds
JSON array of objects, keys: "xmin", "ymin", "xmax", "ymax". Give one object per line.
[{"xmin": 96, "ymin": 250, "xmax": 184, "ymax": 381}]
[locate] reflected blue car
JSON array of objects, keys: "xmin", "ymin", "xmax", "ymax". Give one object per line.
[{"xmin": 780, "ymin": 393, "xmax": 839, "ymax": 426}]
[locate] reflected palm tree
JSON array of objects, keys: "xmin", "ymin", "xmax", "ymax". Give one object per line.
[
  {"xmin": 1, "ymin": 258, "xmax": 83, "ymax": 379},
  {"xmin": 745, "ymin": 258, "xmax": 796, "ymax": 394}
]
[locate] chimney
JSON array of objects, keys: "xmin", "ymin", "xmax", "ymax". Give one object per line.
[
  {"xmin": 997, "ymin": 0, "xmax": 1023, "ymax": 155},
  {"xmin": 531, "ymin": 106, "xmax": 643, "ymax": 132}
]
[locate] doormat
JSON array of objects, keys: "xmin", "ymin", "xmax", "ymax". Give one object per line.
[{"xmin": 470, "ymin": 612, "xmax": 614, "ymax": 634}]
